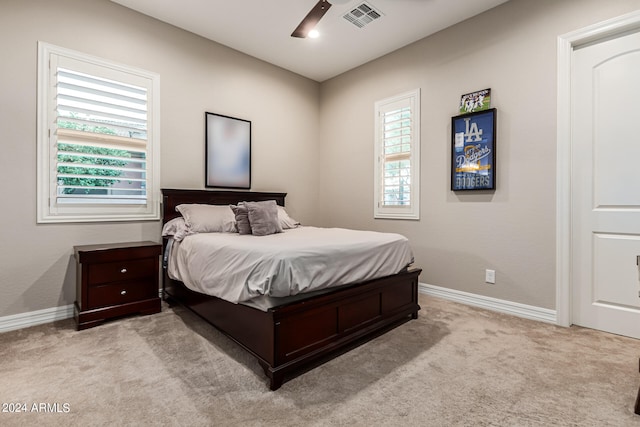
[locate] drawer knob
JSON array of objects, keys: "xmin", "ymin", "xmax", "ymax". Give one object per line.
[
  {"xmin": 120, "ymin": 268, "xmax": 127, "ymax": 274},
  {"xmin": 120, "ymin": 290, "xmax": 127, "ymax": 296}
]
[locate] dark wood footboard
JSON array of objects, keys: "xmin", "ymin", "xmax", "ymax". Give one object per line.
[{"xmin": 164, "ymin": 267, "xmax": 421, "ymax": 390}]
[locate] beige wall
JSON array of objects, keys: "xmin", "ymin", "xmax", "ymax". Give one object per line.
[
  {"xmin": 318, "ymin": 0, "xmax": 640, "ymax": 310},
  {"xmin": 0, "ymin": 0, "xmax": 320, "ymax": 317},
  {"xmin": 3, "ymin": 0, "xmax": 640, "ymax": 320}
]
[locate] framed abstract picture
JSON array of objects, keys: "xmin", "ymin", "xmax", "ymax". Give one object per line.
[
  {"xmin": 205, "ymin": 112, "xmax": 251, "ymax": 189},
  {"xmin": 451, "ymin": 108, "xmax": 496, "ymax": 191}
]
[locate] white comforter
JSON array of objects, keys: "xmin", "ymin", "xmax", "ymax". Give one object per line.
[{"xmin": 167, "ymin": 226, "xmax": 413, "ymax": 304}]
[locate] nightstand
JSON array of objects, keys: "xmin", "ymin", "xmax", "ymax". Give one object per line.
[{"xmin": 74, "ymin": 241, "xmax": 162, "ymax": 330}]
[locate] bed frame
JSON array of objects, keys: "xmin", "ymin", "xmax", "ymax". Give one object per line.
[{"xmin": 161, "ymin": 188, "xmax": 422, "ymax": 390}]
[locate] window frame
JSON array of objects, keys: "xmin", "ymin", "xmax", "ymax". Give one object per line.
[
  {"xmin": 37, "ymin": 42, "xmax": 160, "ymax": 223},
  {"xmin": 374, "ymin": 89, "xmax": 421, "ymax": 220}
]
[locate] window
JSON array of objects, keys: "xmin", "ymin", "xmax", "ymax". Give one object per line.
[
  {"xmin": 374, "ymin": 89, "xmax": 420, "ymax": 220},
  {"xmin": 37, "ymin": 42, "xmax": 160, "ymax": 223}
]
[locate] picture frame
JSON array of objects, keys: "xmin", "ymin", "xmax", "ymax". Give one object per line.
[
  {"xmin": 451, "ymin": 108, "xmax": 496, "ymax": 191},
  {"xmin": 459, "ymin": 88, "xmax": 491, "ymax": 114},
  {"xmin": 205, "ymin": 112, "xmax": 251, "ymax": 189}
]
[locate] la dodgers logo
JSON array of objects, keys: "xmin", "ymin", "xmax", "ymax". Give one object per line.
[{"xmin": 464, "ymin": 117, "xmax": 483, "ymax": 142}]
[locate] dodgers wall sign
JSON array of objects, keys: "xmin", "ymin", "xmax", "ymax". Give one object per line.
[{"xmin": 451, "ymin": 108, "xmax": 496, "ymax": 191}]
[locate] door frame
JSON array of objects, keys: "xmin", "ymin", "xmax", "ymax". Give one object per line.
[{"xmin": 556, "ymin": 10, "xmax": 640, "ymax": 327}]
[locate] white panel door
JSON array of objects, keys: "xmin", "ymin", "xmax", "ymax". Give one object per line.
[{"xmin": 571, "ymin": 30, "xmax": 640, "ymax": 339}]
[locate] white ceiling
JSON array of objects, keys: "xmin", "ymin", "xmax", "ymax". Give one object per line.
[{"xmin": 110, "ymin": 0, "xmax": 510, "ymax": 82}]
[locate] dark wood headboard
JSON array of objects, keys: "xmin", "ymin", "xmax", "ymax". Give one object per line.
[{"xmin": 161, "ymin": 189, "xmax": 287, "ymax": 223}]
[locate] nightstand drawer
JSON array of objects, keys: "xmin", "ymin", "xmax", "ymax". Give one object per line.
[
  {"xmin": 87, "ymin": 279, "xmax": 156, "ymax": 309},
  {"xmin": 87, "ymin": 258, "xmax": 156, "ymax": 285}
]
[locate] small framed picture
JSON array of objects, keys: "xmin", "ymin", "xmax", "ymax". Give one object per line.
[
  {"xmin": 459, "ymin": 88, "xmax": 491, "ymax": 114},
  {"xmin": 451, "ymin": 108, "xmax": 496, "ymax": 191},
  {"xmin": 205, "ymin": 112, "xmax": 251, "ymax": 189}
]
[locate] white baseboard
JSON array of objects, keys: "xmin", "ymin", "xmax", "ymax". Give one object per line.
[
  {"xmin": 419, "ymin": 283, "xmax": 557, "ymax": 324},
  {"xmin": 1, "ymin": 286, "xmax": 555, "ymax": 333},
  {"xmin": 1, "ymin": 290, "xmax": 163, "ymax": 333},
  {"xmin": 0, "ymin": 304, "xmax": 75, "ymax": 334}
]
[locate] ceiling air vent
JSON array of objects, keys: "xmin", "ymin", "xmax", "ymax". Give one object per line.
[{"xmin": 343, "ymin": 2, "xmax": 383, "ymax": 29}]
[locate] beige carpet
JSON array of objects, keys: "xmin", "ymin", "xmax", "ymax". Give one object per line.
[{"xmin": 1, "ymin": 294, "xmax": 639, "ymax": 426}]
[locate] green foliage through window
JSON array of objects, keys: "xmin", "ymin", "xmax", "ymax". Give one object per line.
[{"xmin": 56, "ymin": 120, "xmax": 131, "ymax": 194}]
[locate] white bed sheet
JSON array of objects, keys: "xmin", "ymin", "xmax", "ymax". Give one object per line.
[{"xmin": 167, "ymin": 226, "xmax": 413, "ymax": 305}]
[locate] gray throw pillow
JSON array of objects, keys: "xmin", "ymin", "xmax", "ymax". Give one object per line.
[
  {"xmin": 245, "ymin": 200, "xmax": 283, "ymax": 236},
  {"xmin": 230, "ymin": 204, "xmax": 252, "ymax": 235}
]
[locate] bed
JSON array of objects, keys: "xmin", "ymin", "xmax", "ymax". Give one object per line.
[{"xmin": 161, "ymin": 188, "xmax": 422, "ymax": 390}]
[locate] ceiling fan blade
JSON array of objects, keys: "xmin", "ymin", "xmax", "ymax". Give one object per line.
[{"xmin": 291, "ymin": 0, "xmax": 333, "ymax": 38}]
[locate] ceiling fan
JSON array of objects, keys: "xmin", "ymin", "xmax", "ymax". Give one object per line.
[
  {"xmin": 291, "ymin": 0, "xmax": 356, "ymax": 38},
  {"xmin": 291, "ymin": 0, "xmax": 333, "ymax": 38}
]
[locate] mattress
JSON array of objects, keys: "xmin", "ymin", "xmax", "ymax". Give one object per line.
[{"xmin": 167, "ymin": 226, "xmax": 413, "ymax": 306}]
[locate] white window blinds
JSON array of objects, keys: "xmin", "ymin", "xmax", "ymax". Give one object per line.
[
  {"xmin": 37, "ymin": 42, "xmax": 160, "ymax": 223},
  {"xmin": 381, "ymin": 105, "xmax": 412, "ymax": 206},
  {"xmin": 374, "ymin": 89, "xmax": 420, "ymax": 220},
  {"xmin": 55, "ymin": 67, "xmax": 148, "ymax": 205}
]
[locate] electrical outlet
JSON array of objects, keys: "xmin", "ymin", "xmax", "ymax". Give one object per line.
[{"xmin": 485, "ymin": 269, "xmax": 496, "ymax": 284}]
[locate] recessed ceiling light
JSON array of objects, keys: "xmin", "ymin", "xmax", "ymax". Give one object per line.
[{"xmin": 308, "ymin": 29, "xmax": 320, "ymax": 38}]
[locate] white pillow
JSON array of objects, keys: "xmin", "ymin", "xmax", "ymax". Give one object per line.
[
  {"xmin": 277, "ymin": 206, "xmax": 300, "ymax": 229},
  {"xmin": 175, "ymin": 204, "xmax": 237, "ymax": 233},
  {"xmin": 161, "ymin": 217, "xmax": 191, "ymax": 242}
]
